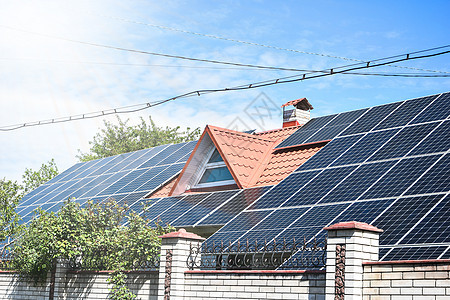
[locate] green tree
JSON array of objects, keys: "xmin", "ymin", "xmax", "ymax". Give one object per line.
[
  {"xmin": 12, "ymin": 199, "xmax": 172, "ymax": 298},
  {"xmin": 0, "ymin": 159, "xmax": 58, "ymax": 255},
  {"xmin": 77, "ymin": 116, "xmax": 201, "ymax": 162}
]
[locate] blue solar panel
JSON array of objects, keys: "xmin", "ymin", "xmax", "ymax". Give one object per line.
[
  {"xmin": 249, "ymin": 171, "xmax": 320, "ymax": 209},
  {"xmin": 400, "ymin": 195, "xmax": 450, "ymax": 245},
  {"xmin": 374, "ymin": 95, "xmax": 437, "ymax": 130},
  {"xmin": 199, "ymin": 186, "xmax": 271, "ymax": 225},
  {"xmin": 340, "ymin": 102, "xmax": 402, "ymax": 136},
  {"xmin": 171, "ymin": 190, "xmax": 239, "ymax": 227},
  {"xmin": 275, "ymin": 115, "xmax": 338, "ymax": 149},
  {"xmin": 281, "ymin": 166, "xmax": 355, "ymax": 207},
  {"xmin": 410, "ymin": 92, "xmax": 450, "ymax": 124},
  {"xmin": 373, "ymin": 195, "xmax": 444, "ymax": 245},
  {"xmin": 381, "ymin": 246, "xmax": 447, "ymax": 261},
  {"xmin": 298, "ymin": 135, "xmax": 363, "ymax": 170},
  {"xmin": 114, "ymin": 166, "xmax": 167, "ymax": 194},
  {"xmin": 138, "ymin": 143, "xmax": 187, "ymax": 169},
  {"xmin": 405, "ymin": 154, "xmax": 450, "ymax": 195},
  {"xmin": 319, "ymin": 161, "xmax": 396, "ymax": 204},
  {"xmin": 331, "ymin": 129, "xmax": 399, "ymax": 166},
  {"xmin": 156, "ymin": 141, "xmax": 197, "ymax": 166},
  {"xmin": 332, "ymin": 199, "xmax": 393, "ymax": 224},
  {"xmin": 141, "ymin": 196, "xmax": 184, "ymax": 222},
  {"xmin": 409, "ymin": 121, "xmax": 450, "ymax": 156},
  {"xmin": 368, "ymin": 123, "xmax": 438, "ymax": 161},
  {"xmin": 360, "ymin": 155, "xmax": 439, "ymax": 200}
]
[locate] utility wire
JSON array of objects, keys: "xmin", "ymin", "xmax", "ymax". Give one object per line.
[
  {"xmin": 1, "ymin": 57, "xmax": 448, "ymax": 77},
  {"xmin": 0, "ymin": 25, "xmax": 315, "ymax": 73},
  {"xmin": 87, "ymin": 12, "xmax": 450, "ymax": 74},
  {"xmin": 1, "ymin": 46, "xmax": 448, "ymax": 132}
]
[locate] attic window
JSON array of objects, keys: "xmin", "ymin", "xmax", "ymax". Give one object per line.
[{"xmin": 195, "ymin": 149, "xmax": 235, "ymax": 188}]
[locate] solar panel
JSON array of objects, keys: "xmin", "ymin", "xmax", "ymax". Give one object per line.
[
  {"xmin": 249, "ymin": 171, "xmax": 320, "ymax": 209},
  {"xmin": 199, "ymin": 186, "xmax": 271, "ymax": 225},
  {"xmin": 368, "ymin": 123, "xmax": 438, "ymax": 161},
  {"xmin": 381, "ymin": 246, "xmax": 447, "ymax": 261},
  {"xmin": 171, "ymin": 190, "xmax": 239, "ymax": 227},
  {"xmin": 205, "ymin": 92, "xmax": 450, "ymax": 262},
  {"xmin": 372, "ymin": 195, "xmax": 444, "ymax": 245},
  {"xmin": 18, "ymin": 142, "xmax": 195, "ymax": 223},
  {"xmin": 374, "ymin": 95, "xmax": 437, "ymax": 130},
  {"xmin": 340, "ymin": 102, "xmax": 402, "ymax": 136}
]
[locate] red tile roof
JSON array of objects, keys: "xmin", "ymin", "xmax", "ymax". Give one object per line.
[{"xmin": 167, "ymin": 124, "xmax": 327, "ymax": 196}]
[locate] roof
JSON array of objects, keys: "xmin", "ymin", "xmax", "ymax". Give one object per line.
[{"xmin": 169, "ymin": 124, "xmax": 325, "ymax": 193}]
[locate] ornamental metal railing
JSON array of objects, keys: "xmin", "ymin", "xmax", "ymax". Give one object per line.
[
  {"xmin": 68, "ymin": 248, "xmax": 160, "ymax": 271},
  {"xmin": 0, "ymin": 252, "xmax": 14, "ymax": 271},
  {"xmin": 187, "ymin": 237, "xmax": 326, "ymax": 270}
]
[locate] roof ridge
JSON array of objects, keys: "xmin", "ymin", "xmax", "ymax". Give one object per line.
[{"xmin": 208, "ymin": 125, "xmax": 274, "ymax": 142}]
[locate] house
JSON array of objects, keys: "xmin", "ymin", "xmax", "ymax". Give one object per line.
[{"xmin": 16, "ymin": 92, "xmax": 450, "ymax": 263}]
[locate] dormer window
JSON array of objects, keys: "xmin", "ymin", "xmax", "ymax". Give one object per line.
[{"xmin": 195, "ymin": 149, "xmax": 235, "ymax": 188}]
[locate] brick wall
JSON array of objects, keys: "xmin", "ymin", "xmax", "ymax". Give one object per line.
[
  {"xmin": 183, "ymin": 270, "xmax": 326, "ymax": 300},
  {"xmin": 0, "ymin": 269, "xmax": 159, "ymax": 299},
  {"xmin": 0, "ymin": 271, "xmax": 51, "ymax": 299},
  {"xmin": 363, "ymin": 260, "xmax": 450, "ymax": 299}
]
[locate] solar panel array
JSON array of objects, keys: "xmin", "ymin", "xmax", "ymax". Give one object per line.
[
  {"xmin": 17, "ymin": 141, "xmax": 197, "ymax": 224},
  {"xmin": 130, "ymin": 186, "xmax": 271, "ymax": 229},
  {"xmin": 207, "ymin": 92, "xmax": 450, "ymax": 262}
]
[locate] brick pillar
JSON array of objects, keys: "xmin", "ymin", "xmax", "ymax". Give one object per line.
[
  {"xmin": 53, "ymin": 259, "xmax": 68, "ymax": 299},
  {"xmin": 324, "ymin": 221, "xmax": 383, "ymax": 300},
  {"xmin": 158, "ymin": 228, "xmax": 205, "ymax": 300}
]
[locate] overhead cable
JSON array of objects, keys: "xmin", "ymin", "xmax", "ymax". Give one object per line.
[
  {"xmin": 1, "ymin": 46, "xmax": 448, "ymax": 132},
  {"xmin": 87, "ymin": 12, "xmax": 450, "ymax": 74}
]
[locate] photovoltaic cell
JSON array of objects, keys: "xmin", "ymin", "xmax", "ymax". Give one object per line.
[
  {"xmin": 290, "ymin": 203, "xmax": 349, "ymax": 228},
  {"xmin": 340, "ymin": 102, "xmax": 402, "ymax": 136},
  {"xmin": 141, "ymin": 196, "xmax": 184, "ymax": 222},
  {"xmin": 410, "ymin": 92, "xmax": 450, "ymax": 124},
  {"xmin": 282, "ymin": 166, "xmax": 355, "ymax": 207},
  {"xmin": 138, "ymin": 143, "xmax": 187, "ymax": 169},
  {"xmin": 199, "ymin": 186, "xmax": 271, "ymax": 225},
  {"xmin": 381, "ymin": 246, "xmax": 447, "ymax": 261},
  {"xmin": 319, "ymin": 161, "xmax": 396, "ymax": 204},
  {"xmin": 114, "ymin": 166, "xmax": 167, "ymax": 194},
  {"xmin": 368, "ymin": 123, "xmax": 438, "ymax": 161},
  {"xmin": 253, "ymin": 207, "xmax": 310, "ymax": 231},
  {"xmin": 373, "ymin": 195, "xmax": 444, "ymax": 245},
  {"xmin": 216, "ymin": 210, "xmax": 272, "ymax": 233},
  {"xmin": 405, "ymin": 154, "xmax": 450, "ymax": 195},
  {"xmin": 171, "ymin": 190, "xmax": 239, "ymax": 227},
  {"xmin": 409, "ymin": 121, "xmax": 450, "ymax": 156},
  {"xmin": 360, "ymin": 155, "xmax": 439, "ymax": 200},
  {"xmin": 374, "ymin": 95, "xmax": 437, "ymax": 130},
  {"xmin": 156, "ymin": 141, "xmax": 197, "ymax": 166},
  {"xmin": 249, "ymin": 171, "xmax": 320, "ymax": 209},
  {"xmin": 304, "ymin": 124, "xmax": 348, "ymax": 143},
  {"xmin": 154, "ymin": 193, "xmax": 211, "ymax": 226},
  {"xmin": 332, "ymin": 199, "xmax": 393, "ymax": 224},
  {"xmin": 275, "ymin": 114, "xmax": 338, "ymax": 149},
  {"xmin": 400, "ymin": 195, "xmax": 450, "ymax": 244},
  {"xmin": 331, "ymin": 129, "xmax": 399, "ymax": 166},
  {"xmin": 298, "ymin": 135, "xmax": 363, "ymax": 170}
]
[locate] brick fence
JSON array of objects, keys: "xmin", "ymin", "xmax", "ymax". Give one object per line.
[{"xmin": 0, "ymin": 222, "xmax": 449, "ymax": 299}]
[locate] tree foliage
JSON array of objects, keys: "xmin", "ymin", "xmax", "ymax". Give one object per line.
[
  {"xmin": 0, "ymin": 159, "xmax": 59, "ymax": 255},
  {"xmin": 77, "ymin": 116, "xmax": 201, "ymax": 162},
  {"xmin": 12, "ymin": 199, "xmax": 172, "ymax": 294}
]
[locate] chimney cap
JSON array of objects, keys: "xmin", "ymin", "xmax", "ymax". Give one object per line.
[{"xmin": 281, "ymin": 98, "xmax": 313, "ymax": 110}]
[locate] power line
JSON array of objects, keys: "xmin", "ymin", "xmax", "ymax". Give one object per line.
[
  {"xmin": 0, "ymin": 25, "xmax": 316, "ymax": 73},
  {"xmin": 1, "ymin": 57, "xmax": 448, "ymax": 77},
  {"xmin": 1, "ymin": 46, "xmax": 448, "ymax": 132},
  {"xmin": 87, "ymin": 12, "xmax": 450, "ymax": 74}
]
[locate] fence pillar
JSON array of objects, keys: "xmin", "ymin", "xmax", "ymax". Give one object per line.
[
  {"xmin": 324, "ymin": 221, "xmax": 382, "ymax": 300},
  {"xmin": 158, "ymin": 228, "xmax": 205, "ymax": 300}
]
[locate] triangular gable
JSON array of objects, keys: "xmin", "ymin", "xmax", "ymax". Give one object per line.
[{"xmin": 170, "ymin": 125, "xmax": 275, "ymax": 195}]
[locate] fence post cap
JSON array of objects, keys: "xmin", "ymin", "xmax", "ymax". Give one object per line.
[
  {"xmin": 323, "ymin": 221, "xmax": 383, "ymax": 233},
  {"xmin": 159, "ymin": 228, "xmax": 206, "ymax": 240}
]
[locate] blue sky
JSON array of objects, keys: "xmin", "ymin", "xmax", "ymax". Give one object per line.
[{"xmin": 0, "ymin": 0, "xmax": 449, "ymax": 181}]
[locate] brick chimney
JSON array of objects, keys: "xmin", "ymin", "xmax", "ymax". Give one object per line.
[{"xmin": 281, "ymin": 98, "xmax": 313, "ymax": 128}]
